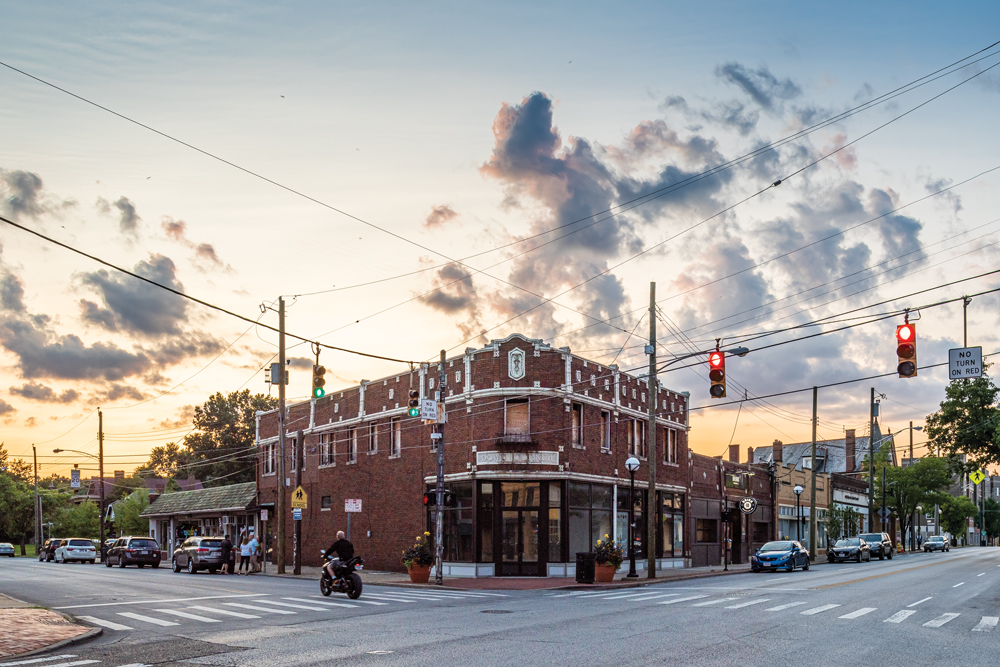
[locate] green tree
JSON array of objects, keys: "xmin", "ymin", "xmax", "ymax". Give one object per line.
[
  {"xmin": 925, "ymin": 367, "xmax": 1000, "ymax": 471},
  {"xmin": 0, "ymin": 442, "xmax": 34, "ymax": 484},
  {"xmin": 935, "ymin": 494, "xmax": 978, "ymax": 540},
  {"xmin": 53, "ymin": 501, "xmax": 100, "ymax": 539},
  {"xmin": 826, "ymin": 502, "xmax": 862, "ymax": 542},
  {"xmin": 876, "ymin": 457, "xmax": 951, "ymax": 549},
  {"xmin": 109, "ymin": 476, "xmax": 147, "ymax": 503},
  {"xmin": 984, "ymin": 498, "xmax": 1000, "ymax": 541},
  {"xmin": 112, "ymin": 489, "xmax": 150, "ymax": 536}
]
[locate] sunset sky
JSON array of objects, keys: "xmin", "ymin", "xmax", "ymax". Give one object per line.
[{"xmin": 2, "ymin": 2, "xmax": 999, "ymax": 478}]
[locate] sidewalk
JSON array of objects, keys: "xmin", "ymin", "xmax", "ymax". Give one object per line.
[
  {"xmin": 255, "ymin": 562, "xmax": 754, "ymax": 590},
  {"xmin": 0, "ymin": 594, "xmax": 101, "ymax": 658}
]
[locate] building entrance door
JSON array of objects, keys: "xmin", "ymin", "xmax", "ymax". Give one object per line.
[{"xmin": 500, "ymin": 509, "xmax": 539, "ymax": 575}]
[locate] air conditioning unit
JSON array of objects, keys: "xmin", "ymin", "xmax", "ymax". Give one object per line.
[{"xmin": 220, "ymin": 516, "xmax": 233, "ymax": 525}]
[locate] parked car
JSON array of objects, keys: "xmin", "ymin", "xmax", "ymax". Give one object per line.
[
  {"xmin": 859, "ymin": 532, "xmax": 893, "ymax": 560},
  {"xmin": 827, "ymin": 538, "xmax": 870, "ymax": 563},
  {"xmin": 39, "ymin": 538, "xmax": 62, "ymax": 562},
  {"xmin": 54, "ymin": 538, "xmax": 97, "ymax": 564},
  {"xmin": 172, "ymin": 536, "xmax": 225, "ymax": 574},
  {"xmin": 106, "ymin": 536, "xmax": 162, "ymax": 568},
  {"xmin": 923, "ymin": 535, "xmax": 950, "ymax": 552},
  {"xmin": 751, "ymin": 540, "xmax": 810, "ymax": 572},
  {"xmin": 0, "ymin": 543, "xmax": 15, "ymax": 557}
]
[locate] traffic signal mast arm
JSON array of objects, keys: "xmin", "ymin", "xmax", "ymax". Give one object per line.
[{"xmin": 655, "ymin": 345, "xmax": 750, "ymax": 399}]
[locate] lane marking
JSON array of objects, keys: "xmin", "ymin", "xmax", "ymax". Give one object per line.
[
  {"xmin": 658, "ymin": 595, "xmax": 708, "ymax": 605},
  {"xmin": 188, "ymin": 606, "xmax": 260, "ymax": 619},
  {"xmin": 251, "ymin": 599, "xmax": 355, "ymax": 611},
  {"xmin": 972, "ymin": 616, "xmax": 998, "ymax": 632},
  {"xmin": 626, "ymin": 593, "xmax": 681, "ymax": 602},
  {"xmin": 765, "ymin": 602, "xmax": 807, "ymax": 611},
  {"xmin": 691, "ymin": 599, "xmax": 729, "ymax": 607},
  {"xmin": 923, "ymin": 613, "xmax": 960, "ymax": 628},
  {"xmin": 222, "ymin": 602, "xmax": 296, "ymax": 615},
  {"xmin": 75, "ymin": 616, "xmax": 133, "ymax": 631},
  {"xmin": 725, "ymin": 599, "xmax": 771, "ymax": 609},
  {"xmin": 801, "ymin": 604, "xmax": 841, "ymax": 616},
  {"xmin": 907, "ymin": 597, "xmax": 932, "ymax": 607},
  {"xmin": 592, "ymin": 592, "xmax": 661, "ymax": 600},
  {"xmin": 116, "ymin": 612, "xmax": 179, "ymax": 627},
  {"xmin": 839, "ymin": 607, "xmax": 877, "ymax": 619},
  {"xmin": 977, "ymin": 573, "xmax": 986, "ymax": 577},
  {"xmin": 953, "ymin": 582, "xmax": 966, "ymax": 588},
  {"xmin": 54, "ymin": 593, "xmax": 268, "ymax": 610},
  {"xmin": 158, "ymin": 609, "xmax": 221, "ymax": 623},
  {"xmin": 5, "ymin": 663, "xmax": 98, "ymax": 667},
  {"xmin": 0, "ymin": 656, "xmax": 80, "ymax": 666},
  {"xmin": 884, "ymin": 610, "xmax": 916, "ymax": 623},
  {"xmin": 363, "ymin": 594, "xmax": 418, "ymax": 602},
  {"xmin": 813, "ymin": 556, "xmax": 969, "ymax": 590}
]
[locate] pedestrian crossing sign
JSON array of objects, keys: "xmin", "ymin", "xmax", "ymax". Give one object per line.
[{"xmin": 970, "ymin": 470, "xmax": 986, "ymax": 485}]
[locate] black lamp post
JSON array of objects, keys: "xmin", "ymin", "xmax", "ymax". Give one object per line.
[
  {"xmin": 625, "ymin": 456, "xmax": 640, "ymax": 578},
  {"xmin": 793, "ymin": 485, "xmax": 804, "ymax": 544}
]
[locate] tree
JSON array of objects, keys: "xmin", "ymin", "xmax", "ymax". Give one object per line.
[
  {"xmin": 53, "ymin": 502, "xmax": 100, "ymax": 539},
  {"xmin": 826, "ymin": 502, "xmax": 862, "ymax": 543},
  {"xmin": 113, "ymin": 489, "xmax": 150, "ymax": 536},
  {"xmin": 876, "ymin": 457, "xmax": 952, "ymax": 549},
  {"xmin": 0, "ymin": 442, "xmax": 34, "ymax": 484},
  {"xmin": 935, "ymin": 494, "xmax": 978, "ymax": 540},
  {"xmin": 984, "ymin": 498, "xmax": 1000, "ymax": 542},
  {"xmin": 108, "ymin": 476, "xmax": 147, "ymax": 503},
  {"xmin": 925, "ymin": 367, "xmax": 1000, "ymax": 471},
  {"xmin": 137, "ymin": 390, "xmax": 277, "ymax": 487}
]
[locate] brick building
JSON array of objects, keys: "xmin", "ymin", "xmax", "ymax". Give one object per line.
[{"xmin": 255, "ymin": 333, "xmax": 695, "ymax": 576}]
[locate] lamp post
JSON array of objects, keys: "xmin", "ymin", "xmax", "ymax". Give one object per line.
[
  {"xmin": 915, "ymin": 505, "xmax": 923, "ymax": 551},
  {"xmin": 625, "ymin": 456, "xmax": 640, "ymax": 578},
  {"xmin": 53, "ymin": 446, "xmax": 104, "ymax": 562},
  {"xmin": 793, "ymin": 485, "xmax": 804, "ymax": 543}
]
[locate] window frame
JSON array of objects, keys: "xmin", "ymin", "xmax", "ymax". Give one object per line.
[
  {"xmin": 600, "ymin": 410, "xmax": 611, "ymax": 452},
  {"xmin": 571, "ymin": 402, "xmax": 583, "ymax": 448},
  {"xmin": 390, "ymin": 417, "xmax": 401, "ymax": 458},
  {"xmin": 368, "ymin": 422, "xmax": 378, "ymax": 455},
  {"xmin": 348, "ymin": 428, "xmax": 358, "ymax": 463}
]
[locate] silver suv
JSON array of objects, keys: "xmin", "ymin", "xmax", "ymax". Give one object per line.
[
  {"xmin": 171, "ymin": 536, "xmax": 225, "ymax": 574},
  {"xmin": 923, "ymin": 535, "xmax": 950, "ymax": 552}
]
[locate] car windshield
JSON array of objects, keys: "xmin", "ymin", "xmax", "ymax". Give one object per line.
[
  {"xmin": 928, "ymin": 536, "xmax": 945, "ymax": 541},
  {"xmin": 201, "ymin": 540, "xmax": 223, "ymax": 548},
  {"xmin": 860, "ymin": 534, "xmax": 882, "ymax": 542},
  {"xmin": 130, "ymin": 539, "xmax": 158, "ymax": 549},
  {"xmin": 759, "ymin": 541, "xmax": 794, "ymax": 552},
  {"xmin": 835, "ymin": 539, "xmax": 861, "ymax": 547},
  {"xmin": 68, "ymin": 540, "xmax": 93, "ymax": 547}
]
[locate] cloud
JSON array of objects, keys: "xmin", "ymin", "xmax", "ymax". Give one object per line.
[
  {"xmin": 161, "ymin": 216, "xmax": 232, "ymax": 272},
  {"xmin": 24, "ymin": 416, "xmax": 38, "ymax": 428},
  {"xmin": 715, "ymin": 63, "xmax": 802, "ymax": 111},
  {"xmin": 102, "ymin": 383, "xmax": 146, "ymax": 402},
  {"xmin": 0, "ymin": 170, "xmax": 75, "ymax": 220},
  {"xmin": 9, "ymin": 381, "xmax": 80, "ymax": 403},
  {"xmin": 162, "ymin": 217, "xmax": 187, "ymax": 241},
  {"xmin": 145, "ymin": 331, "xmax": 227, "ymax": 366},
  {"xmin": 156, "ymin": 404, "xmax": 195, "ymax": 429},
  {"xmin": 96, "ymin": 196, "xmax": 140, "ymax": 236},
  {"xmin": 425, "ymin": 205, "xmax": 458, "ymax": 228},
  {"xmin": 0, "ymin": 398, "xmax": 15, "ymax": 416},
  {"xmin": 0, "ymin": 273, "xmax": 26, "ymax": 312},
  {"xmin": 79, "ymin": 254, "xmax": 189, "ymax": 336}
]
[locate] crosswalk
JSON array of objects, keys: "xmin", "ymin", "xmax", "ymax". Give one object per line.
[
  {"xmin": 0, "ymin": 656, "xmax": 143, "ymax": 667},
  {"xmin": 543, "ymin": 589, "xmax": 997, "ymax": 634},
  {"xmin": 74, "ymin": 588, "xmax": 507, "ymax": 632}
]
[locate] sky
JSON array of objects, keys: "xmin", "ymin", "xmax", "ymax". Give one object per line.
[{"xmin": 2, "ymin": 2, "xmax": 999, "ymax": 479}]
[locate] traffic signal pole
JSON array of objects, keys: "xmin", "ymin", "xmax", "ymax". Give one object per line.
[
  {"xmin": 646, "ymin": 282, "xmax": 657, "ymax": 579},
  {"xmin": 868, "ymin": 388, "xmax": 875, "ymax": 531},
  {"xmin": 277, "ymin": 296, "xmax": 286, "ymax": 574},
  {"xmin": 434, "ymin": 349, "xmax": 446, "ymax": 585},
  {"xmin": 809, "ymin": 387, "xmax": 817, "ymax": 561}
]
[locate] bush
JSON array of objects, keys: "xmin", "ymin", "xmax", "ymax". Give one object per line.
[
  {"xmin": 402, "ymin": 532, "xmax": 433, "ymax": 568},
  {"xmin": 594, "ymin": 534, "xmax": 624, "ymax": 569}
]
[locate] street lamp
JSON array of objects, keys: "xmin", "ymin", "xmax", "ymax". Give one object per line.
[
  {"xmin": 53, "ymin": 447, "xmax": 105, "ymax": 562},
  {"xmin": 625, "ymin": 456, "xmax": 640, "ymax": 578},
  {"xmin": 915, "ymin": 505, "xmax": 923, "ymax": 550},
  {"xmin": 793, "ymin": 485, "xmax": 804, "ymax": 543}
]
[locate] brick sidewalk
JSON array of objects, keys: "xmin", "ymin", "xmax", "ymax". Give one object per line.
[{"xmin": 0, "ymin": 594, "xmax": 100, "ymax": 658}]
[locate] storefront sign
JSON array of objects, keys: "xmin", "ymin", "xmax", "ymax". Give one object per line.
[
  {"xmin": 260, "ymin": 509, "xmax": 268, "ymax": 521},
  {"xmin": 476, "ymin": 450, "xmax": 559, "ymax": 466},
  {"xmin": 739, "ymin": 496, "xmax": 757, "ymax": 514}
]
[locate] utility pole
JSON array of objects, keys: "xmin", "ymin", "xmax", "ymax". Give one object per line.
[
  {"xmin": 33, "ymin": 445, "xmax": 39, "ymax": 552},
  {"xmin": 98, "ymin": 408, "xmax": 105, "ymax": 563},
  {"xmin": 868, "ymin": 388, "xmax": 875, "ymax": 532},
  {"xmin": 434, "ymin": 350, "xmax": 446, "ymax": 585},
  {"xmin": 646, "ymin": 282, "xmax": 657, "ymax": 579},
  {"xmin": 809, "ymin": 387, "xmax": 817, "ymax": 561},
  {"xmin": 294, "ymin": 429, "xmax": 303, "ymax": 575},
  {"xmin": 910, "ymin": 421, "xmax": 915, "ymax": 552},
  {"xmin": 277, "ymin": 296, "xmax": 286, "ymax": 574}
]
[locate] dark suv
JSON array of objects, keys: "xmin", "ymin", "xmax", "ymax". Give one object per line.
[
  {"xmin": 106, "ymin": 536, "xmax": 162, "ymax": 568},
  {"xmin": 859, "ymin": 532, "xmax": 893, "ymax": 560},
  {"xmin": 38, "ymin": 538, "xmax": 62, "ymax": 562},
  {"xmin": 172, "ymin": 536, "xmax": 225, "ymax": 574}
]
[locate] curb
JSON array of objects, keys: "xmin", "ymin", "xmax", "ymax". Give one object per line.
[{"xmin": 7, "ymin": 626, "xmax": 103, "ymax": 659}]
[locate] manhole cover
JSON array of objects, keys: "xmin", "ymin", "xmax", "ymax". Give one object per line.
[{"xmin": 481, "ymin": 610, "xmax": 513, "ymax": 614}]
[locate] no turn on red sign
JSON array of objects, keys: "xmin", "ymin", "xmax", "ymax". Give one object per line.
[{"xmin": 949, "ymin": 347, "xmax": 982, "ymax": 380}]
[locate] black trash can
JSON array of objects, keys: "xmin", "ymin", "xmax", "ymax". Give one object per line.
[{"xmin": 576, "ymin": 552, "xmax": 596, "ymax": 584}]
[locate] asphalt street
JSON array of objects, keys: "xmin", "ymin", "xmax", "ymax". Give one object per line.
[{"xmin": 1, "ymin": 548, "xmax": 998, "ymax": 667}]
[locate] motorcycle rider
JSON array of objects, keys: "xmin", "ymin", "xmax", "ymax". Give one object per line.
[{"xmin": 323, "ymin": 530, "xmax": 354, "ymax": 580}]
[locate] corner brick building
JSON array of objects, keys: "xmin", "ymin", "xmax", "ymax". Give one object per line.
[{"xmin": 255, "ymin": 333, "xmax": 702, "ymax": 577}]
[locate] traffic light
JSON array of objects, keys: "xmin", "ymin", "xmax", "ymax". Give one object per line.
[
  {"xmin": 408, "ymin": 389, "xmax": 420, "ymax": 417},
  {"xmin": 443, "ymin": 489, "xmax": 455, "ymax": 507},
  {"xmin": 896, "ymin": 323, "xmax": 917, "ymax": 378},
  {"xmin": 423, "ymin": 490, "xmax": 454, "ymax": 507},
  {"xmin": 708, "ymin": 350, "xmax": 726, "ymax": 398},
  {"xmin": 312, "ymin": 364, "xmax": 326, "ymax": 398}
]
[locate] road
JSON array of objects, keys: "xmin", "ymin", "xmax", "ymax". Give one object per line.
[{"xmin": 1, "ymin": 548, "xmax": 998, "ymax": 667}]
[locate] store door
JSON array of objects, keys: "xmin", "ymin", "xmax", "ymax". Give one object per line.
[{"xmin": 501, "ymin": 509, "xmax": 539, "ymax": 576}]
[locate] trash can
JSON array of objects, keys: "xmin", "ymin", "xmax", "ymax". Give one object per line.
[{"xmin": 576, "ymin": 552, "xmax": 596, "ymax": 584}]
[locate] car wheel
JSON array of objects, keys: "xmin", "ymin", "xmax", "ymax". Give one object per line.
[
  {"xmin": 119, "ymin": 557, "xmax": 127, "ymax": 568},
  {"xmin": 88, "ymin": 560, "xmax": 95, "ymax": 564},
  {"xmin": 152, "ymin": 562, "xmax": 160, "ymax": 569},
  {"xmin": 878, "ymin": 551, "xmax": 884, "ymax": 560},
  {"xmin": 187, "ymin": 559, "xmax": 196, "ymax": 574},
  {"xmin": 888, "ymin": 550, "xmax": 893, "ymax": 560},
  {"xmin": 137, "ymin": 563, "xmax": 145, "ymax": 568},
  {"xmin": 803, "ymin": 560, "xmax": 809, "ymax": 571},
  {"xmin": 172, "ymin": 558, "xmax": 180, "ymax": 573}
]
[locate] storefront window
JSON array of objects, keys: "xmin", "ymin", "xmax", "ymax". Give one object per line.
[
  {"xmin": 659, "ymin": 492, "xmax": 685, "ymax": 558},
  {"xmin": 696, "ymin": 519, "xmax": 718, "ymax": 543},
  {"xmin": 548, "ymin": 482, "xmax": 562, "ymax": 562},
  {"xmin": 428, "ymin": 481, "xmax": 474, "ymax": 562},
  {"xmin": 479, "ymin": 483, "xmax": 494, "ymax": 562},
  {"xmin": 568, "ymin": 482, "xmax": 612, "ymax": 557},
  {"xmin": 617, "ymin": 488, "xmax": 645, "ymax": 558}
]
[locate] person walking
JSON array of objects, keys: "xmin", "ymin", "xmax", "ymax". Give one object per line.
[
  {"xmin": 238, "ymin": 535, "xmax": 251, "ymax": 574},
  {"xmin": 248, "ymin": 532, "xmax": 260, "ymax": 574},
  {"xmin": 220, "ymin": 534, "xmax": 233, "ymax": 575}
]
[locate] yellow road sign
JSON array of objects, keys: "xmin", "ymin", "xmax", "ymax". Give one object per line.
[
  {"xmin": 291, "ymin": 485, "xmax": 308, "ymax": 509},
  {"xmin": 970, "ymin": 470, "xmax": 986, "ymax": 485}
]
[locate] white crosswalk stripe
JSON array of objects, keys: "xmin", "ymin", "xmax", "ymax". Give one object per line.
[
  {"xmin": 972, "ymin": 617, "xmax": 998, "ymax": 632},
  {"xmin": 250, "ymin": 599, "xmax": 354, "ymax": 611},
  {"xmin": 800, "ymin": 604, "xmax": 841, "ymax": 616},
  {"xmin": 625, "ymin": 593, "xmax": 681, "ymax": 602},
  {"xmin": 76, "ymin": 616, "xmax": 134, "ymax": 631},
  {"xmin": 222, "ymin": 602, "xmax": 296, "ymax": 614},
  {"xmin": 188, "ymin": 606, "xmax": 260, "ymax": 619},
  {"xmin": 726, "ymin": 599, "xmax": 771, "ymax": 609},
  {"xmin": 765, "ymin": 602, "xmax": 807, "ymax": 612},
  {"xmin": 884, "ymin": 610, "xmax": 916, "ymax": 623},
  {"xmin": 1, "ymin": 662, "xmax": 98, "ymax": 667},
  {"xmin": 158, "ymin": 609, "xmax": 221, "ymax": 623},
  {"xmin": 0, "ymin": 656, "xmax": 81, "ymax": 667},
  {"xmin": 839, "ymin": 608, "xmax": 877, "ymax": 619},
  {"xmin": 923, "ymin": 613, "xmax": 960, "ymax": 628},
  {"xmin": 277, "ymin": 597, "xmax": 358, "ymax": 609},
  {"xmin": 658, "ymin": 595, "xmax": 708, "ymax": 605},
  {"xmin": 294, "ymin": 596, "xmax": 387, "ymax": 607},
  {"xmin": 117, "ymin": 612, "xmax": 179, "ymax": 627},
  {"xmin": 364, "ymin": 594, "xmax": 418, "ymax": 602},
  {"xmin": 691, "ymin": 599, "xmax": 729, "ymax": 607}
]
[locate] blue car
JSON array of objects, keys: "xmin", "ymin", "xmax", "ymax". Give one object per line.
[
  {"xmin": 751, "ymin": 540, "xmax": 810, "ymax": 572},
  {"xmin": 0, "ymin": 542, "xmax": 15, "ymax": 557}
]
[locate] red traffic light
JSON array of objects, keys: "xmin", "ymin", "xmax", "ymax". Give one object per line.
[
  {"xmin": 895, "ymin": 323, "xmax": 917, "ymax": 378},
  {"xmin": 423, "ymin": 492, "xmax": 435, "ymax": 507},
  {"xmin": 708, "ymin": 351, "xmax": 726, "ymax": 398}
]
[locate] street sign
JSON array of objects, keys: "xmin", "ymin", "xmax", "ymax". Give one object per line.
[
  {"xmin": 739, "ymin": 497, "xmax": 757, "ymax": 515},
  {"xmin": 878, "ymin": 507, "xmax": 892, "ymax": 521},
  {"xmin": 970, "ymin": 469, "xmax": 986, "ymax": 485},
  {"xmin": 70, "ymin": 469, "xmax": 80, "ymax": 489},
  {"xmin": 260, "ymin": 509, "xmax": 269, "ymax": 521},
  {"xmin": 420, "ymin": 399, "xmax": 438, "ymax": 421},
  {"xmin": 291, "ymin": 486, "xmax": 308, "ymax": 509},
  {"xmin": 949, "ymin": 347, "xmax": 982, "ymax": 380},
  {"xmin": 345, "ymin": 498, "xmax": 362, "ymax": 513},
  {"xmin": 292, "ymin": 508, "xmax": 302, "ymax": 521}
]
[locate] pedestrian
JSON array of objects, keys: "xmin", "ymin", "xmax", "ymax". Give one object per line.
[
  {"xmin": 248, "ymin": 532, "xmax": 259, "ymax": 574},
  {"xmin": 917, "ymin": 534, "xmax": 923, "ymax": 549},
  {"xmin": 220, "ymin": 534, "xmax": 233, "ymax": 575},
  {"xmin": 238, "ymin": 535, "xmax": 251, "ymax": 574}
]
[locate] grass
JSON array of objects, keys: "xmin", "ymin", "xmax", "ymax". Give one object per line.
[{"xmin": 9, "ymin": 545, "xmax": 38, "ymax": 558}]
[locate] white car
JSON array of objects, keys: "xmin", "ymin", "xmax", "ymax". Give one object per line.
[{"xmin": 54, "ymin": 538, "xmax": 97, "ymax": 564}]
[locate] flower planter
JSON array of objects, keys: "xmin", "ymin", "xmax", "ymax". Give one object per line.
[
  {"xmin": 594, "ymin": 563, "xmax": 617, "ymax": 582},
  {"xmin": 407, "ymin": 564, "xmax": 431, "ymax": 583}
]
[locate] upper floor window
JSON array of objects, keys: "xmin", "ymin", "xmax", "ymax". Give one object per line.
[
  {"xmin": 628, "ymin": 420, "xmax": 646, "ymax": 458},
  {"xmin": 262, "ymin": 442, "xmax": 275, "ymax": 475},
  {"xmin": 368, "ymin": 422, "xmax": 378, "ymax": 454},
  {"xmin": 319, "ymin": 433, "xmax": 334, "ymax": 466},
  {"xmin": 391, "ymin": 417, "xmax": 401, "ymax": 457},
  {"xmin": 505, "ymin": 399, "xmax": 530, "ymax": 436},
  {"xmin": 601, "ymin": 411, "xmax": 611, "ymax": 452},
  {"xmin": 348, "ymin": 428, "xmax": 358, "ymax": 463},
  {"xmin": 664, "ymin": 428, "xmax": 678, "ymax": 463},
  {"xmin": 571, "ymin": 403, "xmax": 583, "ymax": 447}
]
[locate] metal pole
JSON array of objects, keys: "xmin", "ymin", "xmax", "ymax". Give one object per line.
[
  {"xmin": 910, "ymin": 422, "xmax": 915, "ymax": 552},
  {"xmin": 646, "ymin": 281, "xmax": 657, "ymax": 579},
  {"xmin": 809, "ymin": 387, "xmax": 817, "ymax": 560},
  {"xmin": 293, "ymin": 429, "xmax": 302, "ymax": 576},
  {"xmin": 277, "ymin": 297, "xmax": 286, "ymax": 574},
  {"xmin": 98, "ymin": 409, "xmax": 105, "ymax": 562},
  {"xmin": 33, "ymin": 445, "xmax": 39, "ymax": 553},
  {"xmin": 868, "ymin": 388, "xmax": 875, "ymax": 531},
  {"xmin": 796, "ymin": 493, "xmax": 801, "ymax": 542},
  {"xmin": 627, "ymin": 470, "xmax": 637, "ymax": 577},
  {"xmin": 434, "ymin": 350, "xmax": 446, "ymax": 585},
  {"xmin": 963, "ymin": 296, "xmax": 970, "ymax": 347},
  {"xmin": 881, "ymin": 466, "xmax": 886, "ymax": 535}
]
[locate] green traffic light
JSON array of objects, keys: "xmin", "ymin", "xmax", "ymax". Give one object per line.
[
  {"xmin": 408, "ymin": 407, "xmax": 420, "ymax": 417},
  {"xmin": 313, "ymin": 387, "xmax": 326, "ymax": 399}
]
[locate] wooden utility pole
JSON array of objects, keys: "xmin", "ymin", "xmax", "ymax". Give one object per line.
[
  {"xmin": 868, "ymin": 388, "xmax": 875, "ymax": 531},
  {"xmin": 646, "ymin": 282, "xmax": 657, "ymax": 579},
  {"xmin": 33, "ymin": 444, "xmax": 40, "ymax": 551},
  {"xmin": 277, "ymin": 297, "xmax": 286, "ymax": 574},
  {"xmin": 294, "ymin": 429, "xmax": 303, "ymax": 575},
  {"xmin": 98, "ymin": 408, "xmax": 105, "ymax": 563}
]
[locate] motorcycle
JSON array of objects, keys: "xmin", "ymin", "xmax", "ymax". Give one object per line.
[{"xmin": 319, "ymin": 552, "xmax": 364, "ymax": 599}]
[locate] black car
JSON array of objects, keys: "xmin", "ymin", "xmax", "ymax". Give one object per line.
[
  {"xmin": 827, "ymin": 538, "xmax": 871, "ymax": 563},
  {"xmin": 172, "ymin": 536, "xmax": 225, "ymax": 574},
  {"xmin": 751, "ymin": 540, "xmax": 811, "ymax": 572},
  {"xmin": 106, "ymin": 536, "xmax": 162, "ymax": 568},
  {"xmin": 923, "ymin": 535, "xmax": 950, "ymax": 552},
  {"xmin": 859, "ymin": 532, "xmax": 893, "ymax": 560},
  {"xmin": 38, "ymin": 538, "xmax": 62, "ymax": 562}
]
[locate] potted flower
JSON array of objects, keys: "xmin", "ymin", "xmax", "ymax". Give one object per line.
[
  {"xmin": 593, "ymin": 534, "xmax": 624, "ymax": 582},
  {"xmin": 402, "ymin": 532, "xmax": 434, "ymax": 583}
]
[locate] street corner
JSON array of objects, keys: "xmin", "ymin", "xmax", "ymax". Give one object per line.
[{"xmin": 0, "ymin": 607, "xmax": 102, "ymax": 659}]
